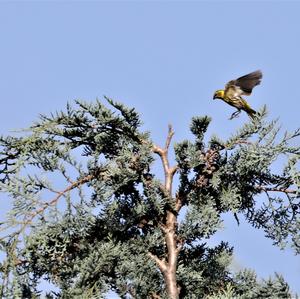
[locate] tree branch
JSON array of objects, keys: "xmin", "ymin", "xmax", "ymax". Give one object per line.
[
  {"xmin": 147, "ymin": 252, "xmax": 167, "ymax": 273},
  {"xmin": 152, "ymin": 125, "xmax": 181, "ymax": 299},
  {"xmin": 256, "ymin": 185, "xmax": 298, "ymax": 195},
  {"xmin": 153, "ymin": 125, "xmax": 177, "ymax": 194},
  {"xmin": 165, "ymin": 124, "xmax": 174, "ymax": 150},
  {"xmin": 30, "ymin": 174, "xmax": 94, "ymax": 218},
  {"xmin": 9, "ymin": 173, "xmax": 97, "ymax": 238}
]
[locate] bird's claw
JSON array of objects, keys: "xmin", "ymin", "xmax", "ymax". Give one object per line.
[{"xmin": 229, "ymin": 110, "xmax": 241, "ymax": 120}]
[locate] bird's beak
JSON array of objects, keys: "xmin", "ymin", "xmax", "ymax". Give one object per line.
[{"xmin": 213, "ymin": 94, "xmax": 217, "ymax": 100}]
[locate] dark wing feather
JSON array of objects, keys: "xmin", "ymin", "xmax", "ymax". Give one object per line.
[{"xmin": 233, "ymin": 70, "xmax": 263, "ymax": 95}]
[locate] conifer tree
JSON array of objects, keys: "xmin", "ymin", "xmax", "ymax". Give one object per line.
[{"xmin": 0, "ymin": 98, "xmax": 299, "ymax": 298}]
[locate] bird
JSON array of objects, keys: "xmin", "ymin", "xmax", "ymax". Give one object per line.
[{"xmin": 213, "ymin": 70, "xmax": 263, "ymax": 119}]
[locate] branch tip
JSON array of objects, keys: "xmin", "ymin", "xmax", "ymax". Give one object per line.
[{"xmin": 165, "ymin": 124, "xmax": 175, "ymax": 150}]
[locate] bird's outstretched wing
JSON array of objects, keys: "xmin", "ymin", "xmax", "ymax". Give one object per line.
[{"xmin": 225, "ymin": 70, "xmax": 263, "ymax": 96}]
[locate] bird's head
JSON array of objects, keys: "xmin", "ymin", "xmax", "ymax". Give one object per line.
[{"xmin": 213, "ymin": 89, "xmax": 224, "ymax": 100}]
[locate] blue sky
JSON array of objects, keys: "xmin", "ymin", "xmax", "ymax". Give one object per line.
[{"xmin": 1, "ymin": 1, "xmax": 300, "ymax": 296}]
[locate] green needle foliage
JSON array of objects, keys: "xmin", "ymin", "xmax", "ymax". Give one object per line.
[{"xmin": 0, "ymin": 99, "xmax": 299, "ymax": 298}]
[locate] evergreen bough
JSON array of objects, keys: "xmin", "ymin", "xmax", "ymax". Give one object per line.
[{"xmin": 0, "ymin": 98, "xmax": 299, "ymax": 298}]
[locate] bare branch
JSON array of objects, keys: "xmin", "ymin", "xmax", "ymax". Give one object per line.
[
  {"xmin": 256, "ymin": 185, "xmax": 298, "ymax": 195},
  {"xmin": 1, "ymin": 173, "xmax": 97, "ymax": 241},
  {"xmin": 152, "ymin": 126, "xmax": 178, "ymax": 195},
  {"xmin": 165, "ymin": 124, "xmax": 175, "ymax": 150},
  {"xmin": 29, "ymin": 174, "xmax": 94, "ymax": 219},
  {"xmin": 147, "ymin": 252, "xmax": 167, "ymax": 273},
  {"xmin": 151, "ymin": 125, "xmax": 182, "ymax": 298},
  {"xmin": 170, "ymin": 165, "xmax": 178, "ymax": 177},
  {"xmin": 175, "ymin": 193, "xmax": 184, "ymax": 213},
  {"xmin": 176, "ymin": 238, "xmax": 185, "ymax": 254},
  {"xmin": 152, "ymin": 144, "xmax": 164, "ymax": 156}
]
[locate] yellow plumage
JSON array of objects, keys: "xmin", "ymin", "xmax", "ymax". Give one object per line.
[{"xmin": 213, "ymin": 70, "xmax": 262, "ymax": 119}]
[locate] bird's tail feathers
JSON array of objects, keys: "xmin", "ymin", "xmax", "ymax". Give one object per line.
[{"xmin": 247, "ymin": 108, "xmax": 257, "ymax": 119}]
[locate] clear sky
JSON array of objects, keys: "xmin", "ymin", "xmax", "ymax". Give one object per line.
[{"xmin": 1, "ymin": 1, "xmax": 300, "ymax": 297}]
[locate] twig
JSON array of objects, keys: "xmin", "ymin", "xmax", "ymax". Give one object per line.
[
  {"xmin": 165, "ymin": 124, "xmax": 174, "ymax": 150},
  {"xmin": 29, "ymin": 174, "xmax": 94, "ymax": 219},
  {"xmin": 1, "ymin": 173, "xmax": 97, "ymax": 241},
  {"xmin": 256, "ymin": 185, "xmax": 298, "ymax": 195}
]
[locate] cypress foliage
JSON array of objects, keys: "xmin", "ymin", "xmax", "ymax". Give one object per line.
[{"xmin": 0, "ymin": 99, "xmax": 299, "ymax": 298}]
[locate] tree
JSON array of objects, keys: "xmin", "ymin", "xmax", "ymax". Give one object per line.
[{"xmin": 0, "ymin": 98, "xmax": 299, "ymax": 298}]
